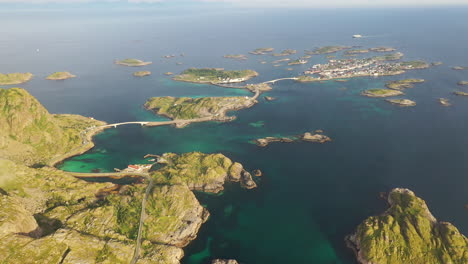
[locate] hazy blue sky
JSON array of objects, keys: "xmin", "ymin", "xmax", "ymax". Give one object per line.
[{"xmin": 0, "ymin": 0, "xmax": 467, "ymax": 7}]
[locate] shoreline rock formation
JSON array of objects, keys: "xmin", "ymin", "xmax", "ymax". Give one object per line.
[
  {"xmin": 133, "ymin": 71, "xmax": 151, "ymax": 77},
  {"xmin": 115, "ymin": 58, "xmax": 152, "ymax": 67},
  {"xmin": 46, "ymin": 72, "xmax": 76, "ymax": 80},
  {"xmin": 254, "ymin": 132, "xmax": 331, "ymax": 147},
  {"xmin": 361, "ymin": 89, "xmax": 404, "ymax": 97},
  {"xmin": 386, "ymin": 99, "xmax": 416, "ymax": 107},
  {"xmin": 346, "ymin": 188, "xmax": 468, "ymax": 264}
]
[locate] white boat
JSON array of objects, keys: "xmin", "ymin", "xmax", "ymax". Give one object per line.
[{"xmin": 352, "ymin": 34, "xmax": 363, "ymax": 38}]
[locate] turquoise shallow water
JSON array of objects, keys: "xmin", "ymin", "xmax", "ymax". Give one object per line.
[{"xmin": 2, "ymin": 6, "xmax": 468, "ymax": 264}]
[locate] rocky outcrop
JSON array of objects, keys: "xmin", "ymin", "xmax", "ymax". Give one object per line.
[
  {"xmin": 255, "ymin": 132, "xmax": 331, "ymax": 147},
  {"xmin": 386, "ymin": 99, "xmax": 416, "ymax": 107},
  {"xmin": 0, "ymin": 194, "xmax": 39, "ymax": 237},
  {"xmin": 255, "ymin": 137, "xmax": 294, "ymax": 147},
  {"xmin": 212, "ymin": 260, "xmax": 239, "ymax": 264},
  {"xmin": 240, "ymin": 171, "xmax": 257, "ymax": 189},
  {"xmin": 439, "ymin": 98, "xmax": 451, "ymax": 106},
  {"xmin": 153, "ymin": 152, "xmax": 257, "ymax": 193},
  {"xmin": 264, "ymin": 96, "xmax": 276, "ymax": 101},
  {"xmin": 144, "ymin": 185, "xmax": 210, "ymax": 247},
  {"xmin": 301, "ymin": 132, "xmax": 332, "ymax": 143},
  {"xmin": 346, "ymin": 188, "xmax": 468, "ymax": 264}
]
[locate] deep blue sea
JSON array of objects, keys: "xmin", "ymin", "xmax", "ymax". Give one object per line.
[{"xmin": 1, "ymin": 6, "xmax": 467, "ymax": 264}]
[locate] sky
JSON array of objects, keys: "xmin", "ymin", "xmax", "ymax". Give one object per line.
[{"xmin": 0, "ymin": 0, "xmax": 467, "ymax": 7}]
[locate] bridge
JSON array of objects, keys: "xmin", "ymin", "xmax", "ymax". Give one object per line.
[{"xmin": 262, "ymin": 77, "xmax": 299, "ymax": 84}]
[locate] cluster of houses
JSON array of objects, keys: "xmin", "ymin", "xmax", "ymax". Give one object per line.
[
  {"xmin": 124, "ymin": 164, "xmax": 153, "ymax": 173},
  {"xmin": 304, "ymin": 58, "xmax": 401, "ymax": 79}
]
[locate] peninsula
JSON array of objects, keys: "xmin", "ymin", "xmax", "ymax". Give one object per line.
[
  {"xmin": 144, "ymin": 95, "xmax": 257, "ymax": 127},
  {"xmin": 46, "ymin": 72, "xmax": 76, "ymax": 80},
  {"xmin": 133, "ymin": 71, "xmax": 151, "ymax": 77},
  {"xmin": 0, "ymin": 87, "xmax": 104, "ymax": 166},
  {"xmin": 254, "ymin": 132, "xmax": 331, "ymax": 147},
  {"xmin": 249, "ymin": 47, "xmax": 274, "ymax": 55},
  {"xmin": 115, "ymin": 58, "xmax": 152, "ymax": 67},
  {"xmin": 0, "ymin": 88, "xmax": 261, "ymax": 264},
  {"xmin": 0, "ymin": 72, "xmax": 33, "ymax": 85},
  {"xmin": 346, "ymin": 188, "xmax": 468, "ymax": 264},
  {"xmin": 173, "ymin": 68, "xmax": 258, "ymax": 84},
  {"xmin": 361, "ymin": 89, "xmax": 404, "ymax": 97}
]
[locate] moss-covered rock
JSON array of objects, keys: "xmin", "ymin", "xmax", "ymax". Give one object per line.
[{"xmin": 347, "ymin": 188, "xmax": 468, "ymax": 264}]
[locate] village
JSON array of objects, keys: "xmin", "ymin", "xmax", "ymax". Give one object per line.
[{"xmin": 304, "ymin": 57, "xmax": 405, "ymax": 79}]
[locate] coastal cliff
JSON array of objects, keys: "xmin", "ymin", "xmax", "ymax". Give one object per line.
[
  {"xmin": 0, "ymin": 88, "xmax": 105, "ymax": 166},
  {"xmin": 346, "ymin": 188, "xmax": 468, "ymax": 264}
]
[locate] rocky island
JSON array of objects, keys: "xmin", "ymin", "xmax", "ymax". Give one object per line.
[
  {"xmin": 345, "ymin": 49, "xmax": 370, "ymax": 55},
  {"xmin": 386, "ymin": 99, "xmax": 416, "ymax": 107},
  {"xmin": 452, "ymin": 66, "xmax": 466, "ymax": 70},
  {"xmin": 272, "ymin": 49, "xmax": 297, "ymax": 56},
  {"xmin": 288, "ymin": 59, "xmax": 308, "ymax": 65},
  {"xmin": 46, "ymin": 72, "xmax": 76, "ymax": 80},
  {"xmin": 346, "ymin": 188, "xmax": 468, "ymax": 264},
  {"xmin": 254, "ymin": 132, "xmax": 331, "ymax": 147},
  {"xmin": 305, "ymin": 46, "xmax": 351, "ymax": 55},
  {"xmin": 0, "ymin": 72, "xmax": 33, "ymax": 85},
  {"xmin": 453, "ymin": 91, "xmax": 468, "ymax": 96},
  {"xmin": 133, "ymin": 71, "xmax": 151, "ymax": 77},
  {"xmin": 115, "ymin": 58, "xmax": 152, "ymax": 67},
  {"xmin": 224, "ymin": 54, "xmax": 247, "ymax": 60},
  {"xmin": 385, "ymin": 79, "xmax": 425, "ymax": 89},
  {"xmin": 249, "ymin": 47, "xmax": 274, "ymax": 55},
  {"xmin": 144, "ymin": 95, "xmax": 257, "ymax": 127},
  {"xmin": 361, "ymin": 89, "xmax": 404, "ymax": 97},
  {"xmin": 457, "ymin": 81, "xmax": 468, "ymax": 86},
  {"xmin": 439, "ymin": 98, "xmax": 451, "ymax": 106},
  {"xmin": 369, "ymin": 46, "xmax": 396, "ymax": 52},
  {"xmin": 173, "ymin": 68, "xmax": 258, "ymax": 84}
]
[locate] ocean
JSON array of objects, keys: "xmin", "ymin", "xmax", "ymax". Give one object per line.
[{"xmin": 1, "ymin": 6, "xmax": 467, "ymax": 264}]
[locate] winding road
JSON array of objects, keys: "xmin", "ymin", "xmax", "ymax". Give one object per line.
[{"xmin": 130, "ymin": 175, "xmax": 154, "ymax": 264}]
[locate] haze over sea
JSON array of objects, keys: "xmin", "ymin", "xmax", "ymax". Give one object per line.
[{"xmin": 1, "ymin": 6, "xmax": 467, "ymax": 264}]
